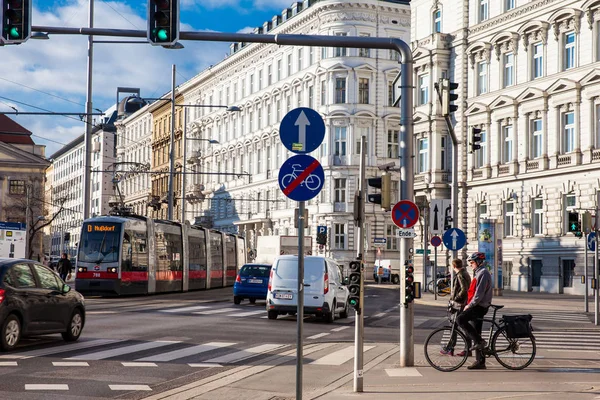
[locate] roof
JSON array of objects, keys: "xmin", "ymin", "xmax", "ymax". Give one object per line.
[{"xmin": 0, "ymin": 115, "xmax": 34, "ymax": 145}]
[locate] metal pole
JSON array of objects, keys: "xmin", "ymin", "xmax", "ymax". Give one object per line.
[
  {"xmin": 585, "ymin": 233, "xmax": 589, "ymax": 313},
  {"xmin": 595, "ymin": 204, "xmax": 599, "ymax": 325},
  {"xmin": 167, "ymin": 64, "xmax": 176, "ymax": 220},
  {"xmin": 181, "ymin": 110, "xmax": 187, "ymax": 223},
  {"xmin": 82, "ymin": 0, "xmax": 94, "ymax": 221},
  {"xmin": 296, "ymin": 200, "xmax": 305, "ymax": 400},
  {"xmin": 434, "ymin": 245, "xmax": 438, "ymax": 301},
  {"xmin": 354, "ymin": 136, "xmax": 366, "ymax": 392},
  {"xmin": 25, "ymin": 184, "xmax": 31, "ymax": 258},
  {"xmin": 423, "ymin": 206, "xmax": 429, "ymax": 292},
  {"xmin": 399, "ymin": 59, "xmax": 415, "ymax": 367}
]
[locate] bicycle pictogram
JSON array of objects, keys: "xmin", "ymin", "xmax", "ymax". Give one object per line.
[{"xmin": 281, "ymin": 164, "xmax": 322, "ymax": 191}]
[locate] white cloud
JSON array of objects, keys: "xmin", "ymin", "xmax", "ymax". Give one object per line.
[
  {"xmin": 252, "ymin": 0, "xmax": 291, "ymax": 10},
  {"xmin": 237, "ymin": 26, "xmax": 255, "ymax": 34}
]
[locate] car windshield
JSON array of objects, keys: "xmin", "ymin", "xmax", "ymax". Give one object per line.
[
  {"xmin": 78, "ymin": 222, "xmax": 122, "ymax": 263},
  {"xmin": 240, "ymin": 265, "xmax": 270, "ymax": 277},
  {"xmin": 274, "ymin": 258, "xmax": 325, "ymax": 284}
]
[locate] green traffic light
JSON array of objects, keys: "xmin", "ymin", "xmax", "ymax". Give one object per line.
[
  {"xmin": 156, "ymin": 28, "xmax": 168, "ymax": 41},
  {"xmin": 349, "ymin": 299, "xmax": 357, "ymax": 306},
  {"xmin": 9, "ymin": 27, "xmax": 21, "ymax": 39}
]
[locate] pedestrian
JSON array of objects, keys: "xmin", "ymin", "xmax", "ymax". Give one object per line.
[
  {"xmin": 456, "ymin": 252, "xmax": 493, "ymax": 370},
  {"xmin": 57, "ymin": 253, "xmax": 73, "ymax": 282},
  {"xmin": 440, "ymin": 259, "xmax": 472, "ymax": 356}
]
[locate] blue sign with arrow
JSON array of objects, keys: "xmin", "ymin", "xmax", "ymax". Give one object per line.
[
  {"xmin": 278, "ymin": 154, "xmax": 325, "ymax": 202},
  {"xmin": 443, "ymin": 228, "xmax": 466, "ymax": 251},
  {"xmin": 589, "ymin": 232, "xmax": 597, "ymax": 252},
  {"xmin": 279, "ymin": 107, "xmax": 325, "ymax": 154}
]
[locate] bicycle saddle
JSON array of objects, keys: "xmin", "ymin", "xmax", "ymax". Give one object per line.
[{"xmin": 490, "ymin": 304, "xmax": 504, "ymax": 310}]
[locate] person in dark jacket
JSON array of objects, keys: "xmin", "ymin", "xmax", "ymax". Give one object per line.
[
  {"xmin": 57, "ymin": 253, "xmax": 73, "ymax": 282},
  {"xmin": 457, "ymin": 252, "xmax": 493, "ymax": 370},
  {"xmin": 440, "ymin": 259, "xmax": 472, "ymax": 356}
]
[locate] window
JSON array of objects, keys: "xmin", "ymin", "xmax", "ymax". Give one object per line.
[
  {"xmin": 334, "ymin": 178, "xmax": 346, "ymax": 203},
  {"xmin": 533, "ymin": 198, "xmax": 543, "ymax": 236},
  {"xmin": 533, "ymin": 43, "xmax": 543, "ymax": 79},
  {"xmin": 563, "ymin": 112, "xmax": 575, "ymax": 153},
  {"xmin": 532, "ymin": 119, "xmax": 543, "ymax": 158},
  {"xmin": 9, "ymin": 180, "xmax": 25, "ymax": 195},
  {"xmin": 505, "ymin": 0, "xmax": 515, "ymax": 10},
  {"xmin": 10, "ymin": 264, "xmax": 36, "ymax": 288},
  {"xmin": 504, "ymin": 201, "xmax": 515, "ymax": 237},
  {"xmin": 250, "ymin": 74, "xmax": 255, "ymax": 93},
  {"xmin": 475, "ymin": 129, "xmax": 487, "ymax": 168},
  {"xmin": 277, "ymin": 59, "xmax": 282, "ymax": 81},
  {"xmin": 564, "ymin": 32, "xmax": 576, "ymax": 70},
  {"xmin": 417, "ymin": 138, "xmax": 428, "ymax": 173},
  {"xmin": 387, "ymin": 129, "xmax": 399, "ymax": 158},
  {"xmin": 267, "ymin": 65, "xmax": 272, "ymax": 86},
  {"xmin": 418, "ymin": 74, "xmax": 429, "ymax": 105},
  {"xmin": 287, "ymin": 54, "xmax": 292, "ymax": 76},
  {"xmin": 358, "ymin": 78, "xmax": 369, "ymax": 104},
  {"xmin": 34, "ymin": 264, "xmax": 62, "ymax": 290},
  {"xmin": 479, "ymin": 0, "xmax": 489, "ymax": 22},
  {"xmin": 297, "ymin": 48, "xmax": 303, "ymax": 71},
  {"xmin": 334, "ymin": 32, "xmax": 347, "ymax": 57},
  {"xmin": 503, "ymin": 53, "xmax": 514, "ymax": 87},
  {"xmin": 440, "ymin": 135, "xmax": 447, "ymax": 170},
  {"xmin": 433, "ymin": 9, "xmax": 442, "ymax": 33},
  {"xmin": 356, "ymin": 128, "xmax": 369, "ymax": 154},
  {"xmin": 502, "ymin": 125, "xmax": 513, "ymax": 163},
  {"xmin": 320, "ymin": 81, "xmax": 327, "ymax": 106},
  {"xmin": 308, "ymin": 86, "xmax": 314, "ymax": 109},
  {"xmin": 388, "ymin": 81, "xmax": 394, "ymax": 106},
  {"xmin": 359, "ymin": 33, "xmax": 370, "ymax": 57},
  {"xmin": 386, "ymin": 224, "xmax": 398, "ymax": 250},
  {"xmin": 477, "ymin": 62, "xmax": 488, "ymax": 95},
  {"xmin": 335, "ymin": 78, "xmax": 346, "ymax": 103},
  {"xmin": 333, "ymin": 224, "xmax": 346, "ymax": 249},
  {"xmin": 257, "ymin": 148, "xmax": 263, "ymax": 173},
  {"xmin": 478, "ymin": 202, "xmax": 488, "ymax": 220},
  {"xmin": 334, "ymin": 126, "xmax": 347, "ymax": 156}
]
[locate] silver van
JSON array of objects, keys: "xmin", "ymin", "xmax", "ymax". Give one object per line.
[{"xmin": 266, "ymin": 255, "xmax": 349, "ymax": 322}]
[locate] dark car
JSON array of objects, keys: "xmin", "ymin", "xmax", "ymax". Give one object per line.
[
  {"xmin": 0, "ymin": 258, "xmax": 85, "ymax": 351},
  {"xmin": 233, "ymin": 263, "xmax": 272, "ymax": 305}
]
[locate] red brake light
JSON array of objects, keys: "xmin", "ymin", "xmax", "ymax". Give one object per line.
[
  {"xmin": 0, "ymin": 289, "xmax": 5, "ymax": 305},
  {"xmin": 235, "ymin": 274, "xmax": 241, "ymax": 283},
  {"xmin": 324, "ymin": 272, "xmax": 329, "ymax": 295},
  {"xmin": 268, "ymin": 269, "xmax": 273, "ymax": 292}
]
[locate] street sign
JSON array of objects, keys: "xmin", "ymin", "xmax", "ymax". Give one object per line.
[
  {"xmin": 397, "ymin": 228, "xmax": 417, "ymax": 238},
  {"xmin": 429, "ymin": 199, "xmax": 452, "ymax": 234},
  {"xmin": 431, "ymin": 235, "xmax": 442, "ymax": 247},
  {"xmin": 589, "ymin": 232, "xmax": 597, "ymax": 252},
  {"xmin": 392, "ymin": 200, "xmax": 420, "ymax": 229},
  {"xmin": 279, "ymin": 107, "xmax": 325, "ymax": 154},
  {"xmin": 415, "ymin": 249, "xmax": 431, "ymax": 255},
  {"xmin": 278, "ymin": 154, "xmax": 324, "ymax": 202},
  {"xmin": 443, "ymin": 228, "xmax": 466, "ymax": 251},
  {"xmin": 317, "ymin": 226, "xmax": 327, "ymax": 234},
  {"xmin": 373, "ymin": 237, "xmax": 387, "ymax": 244}
]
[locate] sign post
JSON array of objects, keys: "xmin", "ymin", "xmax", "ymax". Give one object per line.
[{"xmin": 430, "ymin": 235, "xmax": 442, "ymax": 300}]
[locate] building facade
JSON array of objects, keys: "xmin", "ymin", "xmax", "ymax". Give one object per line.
[{"xmin": 411, "ymin": 0, "xmax": 600, "ymax": 293}]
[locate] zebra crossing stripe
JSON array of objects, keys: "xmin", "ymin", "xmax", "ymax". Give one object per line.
[
  {"xmin": 307, "ymin": 333, "xmax": 330, "ymax": 340},
  {"xmin": 310, "ymin": 345, "xmax": 375, "ymax": 366},
  {"xmin": 68, "ymin": 340, "xmax": 180, "ymax": 360},
  {"xmin": 25, "ymin": 384, "xmax": 69, "ymax": 390},
  {"xmin": 203, "ymin": 344, "xmax": 287, "ymax": 364},
  {"xmin": 331, "ymin": 326, "xmax": 350, "ymax": 332},
  {"xmin": 193, "ymin": 308, "xmax": 238, "ymax": 315},
  {"xmin": 121, "ymin": 362, "xmax": 158, "ymax": 367},
  {"xmin": 52, "ymin": 362, "xmax": 89, "ymax": 367},
  {"xmin": 136, "ymin": 342, "xmax": 236, "ymax": 362},
  {"xmin": 0, "ymin": 339, "xmax": 122, "ymax": 360},
  {"xmin": 109, "ymin": 385, "xmax": 152, "ymax": 391},
  {"xmin": 159, "ymin": 305, "xmax": 210, "ymax": 313},
  {"xmin": 0, "ymin": 361, "xmax": 17, "ymax": 366},
  {"xmin": 225, "ymin": 310, "xmax": 266, "ymax": 317}
]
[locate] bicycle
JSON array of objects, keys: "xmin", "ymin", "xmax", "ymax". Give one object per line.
[
  {"xmin": 281, "ymin": 164, "xmax": 322, "ymax": 191},
  {"xmin": 427, "ymin": 277, "xmax": 450, "ymax": 296},
  {"xmin": 423, "ymin": 302, "xmax": 536, "ymax": 372}
]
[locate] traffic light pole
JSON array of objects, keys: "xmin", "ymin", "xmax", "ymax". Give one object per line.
[
  {"xmin": 82, "ymin": 0, "xmax": 94, "ymax": 221},
  {"xmin": 354, "ymin": 135, "xmax": 366, "ymax": 392},
  {"xmin": 297, "ymin": 200, "xmax": 305, "ymax": 399}
]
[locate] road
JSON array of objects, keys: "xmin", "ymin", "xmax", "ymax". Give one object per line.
[{"xmin": 0, "ymin": 284, "xmax": 598, "ymax": 399}]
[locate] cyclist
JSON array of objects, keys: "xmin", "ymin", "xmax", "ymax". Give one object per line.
[
  {"xmin": 456, "ymin": 251, "xmax": 492, "ymax": 370},
  {"xmin": 440, "ymin": 259, "xmax": 471, "ymax": 356}
]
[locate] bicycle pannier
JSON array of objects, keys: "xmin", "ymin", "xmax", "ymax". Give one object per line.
[{"xmin": 503, "ymin": 314, "xmax": 533, "ymax": 338}]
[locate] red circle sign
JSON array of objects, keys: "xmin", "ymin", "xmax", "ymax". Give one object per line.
[
  {"xmin": 431, "ymin": 235, "xmax": 442, "ymax": 247},
  {"xmin": 391, "ymin": 200, "xmax": 420, "ymax": 229}
]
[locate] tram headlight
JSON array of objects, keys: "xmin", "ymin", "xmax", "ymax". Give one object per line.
[
  {"xmin": 78, "ymin": 267, "xmax": 87, "ymax": 272},
  {"xmin": 109, "ymin": 267, "xmax": 118, "ymax": 273}
]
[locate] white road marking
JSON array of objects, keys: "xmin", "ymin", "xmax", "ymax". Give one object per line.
[
  {"xmin": 330, "ymin": 326, "xmax": 350, "ymax": 332},
  {"xmin": 121, "ymin": 362, "xmax": 158, "ymax": 367},
  {"xmin": 0, "ymin": 339, "xmax": 122, "ymax": 360},
  {"xmin": 373, "ymin": 313, "xmax": 386, "ymax": 318},
  {"xmin": 136, "ymin": 342, "xmax": 236, "ymax": 362},
  {"xmin": 87, "ymin": 311, "xmax": 118, "ymax": 315},
  {"xmin": 204, "ymin": 344, "xmax": 287, "ymax": 364},
  {"xmin": 193, "ymin": 308, "xmax": 238, "ymax": 315},
  {"xmin": 226, "ymin": 310, "xmax": 266, "ymax": 317},
  {"xmin": 0, "ymin": 361, "xmax": 17, "ymax": 366},
  {"xmin": 385, "ymin": 368, "xmax": 422, "ymax": 377},
  {"xmin": 188, "ymin": 363, "xmax": 223, "ymax": 368},
  {"xmin": 68, "ymin": 340, "xmax": 180, "ymax": 360},
  {"xmin": 52, "ymin": 362, "xmax": 89, "ymax": 367},
  {"xmin": 310, "ymin": 345, "xmax": 375, "ymax": 366},
  {"xmin": 307, "ymin": 333, "xmax": 330, "ymax": 340},
  {"xmin": 109, "ymin": 385, "xmax": 152, "ymax": 391},
  {"xmin": 159, "ymin": 305, "xmax": 210, "ymax": 313},
  {"xmin": 25, "ymin": 384, "xmax": 69, "ymax": 390}
]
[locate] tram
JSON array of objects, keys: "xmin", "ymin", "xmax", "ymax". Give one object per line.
[{"xmin": 74, "ymin": 214, "xmax": 246, "ymax": 296}]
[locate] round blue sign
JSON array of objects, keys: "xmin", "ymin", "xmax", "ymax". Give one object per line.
[
  {"xmin": 279, "ymin": 108, "xmax": 325, "ymax": 154},
  {"xmin": 443, "ymin": 228, "xmax": 466, "ymax": 251},
  {"xmin": 278, "ymin": 154, "xmax": 325, "ymax": 202}
]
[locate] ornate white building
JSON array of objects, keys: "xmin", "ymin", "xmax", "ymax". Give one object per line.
[{"xmin": 411, "ymin": 0, "xmax": 600, "ymax": 293}]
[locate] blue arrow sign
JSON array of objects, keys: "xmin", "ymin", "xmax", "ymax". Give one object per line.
[
  {"xmin": 443, "ymin": 228, "xmax": 466, "ymax": 251},
  {"xmin": 278, "ymin": 154, "xmax": 325, "ymax": 202},
  {"xmin": 279, "ymin": 107, "xmax": 325, "ymax": 154},
  {"xmin": 589, "ymin": 232, "xmax": 597, "ymax": 251}
]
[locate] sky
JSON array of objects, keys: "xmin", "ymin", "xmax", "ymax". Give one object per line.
[{"xmin": 0, "ymin": 0, "xmax": 294, "ymax": 156}]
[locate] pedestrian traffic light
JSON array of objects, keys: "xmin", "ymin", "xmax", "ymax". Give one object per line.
[
  {"xmin": 404, "ymin": 261, "xmax": 415, "ymax": 304},
  {"xmin": 471, "ymin": 127, "xmax": 482, "ymax": 153},
  {"xmin": 347, "ymin": 261, "xmax": 362, "ymax": 312},
  {"xmin": 568, "ymin": 212, "xmax": 583, "ymax": 238},
  {"xmin": 367, "ymin": 172, "xmax": 391, "ymax": 211},
  {"xmin": 440, "ymin": 78, "xmax": 459, "ymax": 116},
  {"xmin": 1, "ymin": 0, "xmax": 31, "ymax": 44},
  {"xmin": 316, "ymin": 226, "xmax": 327, "ymax": 245},
  {"xmin": 147, "ymin": 0, "xmax": 179, "ymax": 46}
]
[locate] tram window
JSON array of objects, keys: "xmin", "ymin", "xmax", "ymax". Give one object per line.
[
  {"xmin": 189, "ymin": 233, "xmax": 207, "ymax": 274},
  {"xmin": 225, "ymin": 236, "xmax": 236, "ymax": 268},
  {"xmin": 122, "ymin": 232, "xmax": 133, "ymax": 272},
  {"xmin": 210, "ymin": 232, "xmax": 223, "ymax": 273}
]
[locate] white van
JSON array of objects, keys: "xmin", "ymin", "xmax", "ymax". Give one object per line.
[{"xmin": 266, "ymin": 255, "xmax": 349, "ymax": 322}]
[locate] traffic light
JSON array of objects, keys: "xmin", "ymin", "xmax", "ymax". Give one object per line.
[
  {"xmin": 347, "ymin": 261, "xmax": 362, "ymax": 312},
  {"xmin": 404, "ymin": 260, "xmax": 415, "ymax": 303},
  {"xmin": 440, "ymin": 78, "xmax": 459, "ymax": 116},
  {"xmin": 471, "ymin": 127, "xmax": 482, "ymax": 153},
  {"xmin": 1, "ymin": 0, "xmax": 31, "ymax": 44},
  {"xmin": 367, "ymin": 172, "xmax": 391, "ymax": 211},
  {"xmin": 64, "ymin": 232, "xmax": 71, "ymax": 242},
  {"xmin": 147, "ymin": 0, "xmax": 179, "ymax": 46},
  {"xmin": 568, "ymin": 212, "xmax": 583, "ymax": 238},
  {"xmin": 316, "ymin": 226, "xmax": 327, "ymax": 245}
]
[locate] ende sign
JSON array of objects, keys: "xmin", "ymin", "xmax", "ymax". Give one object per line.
[{"xmin": 396, "ymin": 228, "xmax": 417, "ymax": 238}]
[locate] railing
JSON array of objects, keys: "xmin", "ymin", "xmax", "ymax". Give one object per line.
[
  {"xmin": 526, "ymin": 160, "xmax": 539, "ymax": 170},
  {"xmin": 498, "ymin": 165, "xmax": 510, "ymax": 175},
  {"xmin": 592, "ymin": 149, "xmax": 600, "ymax": 161},
  {"xmin": 472, "ymin": 170, "xmax": 483, "ymax": 178},
  {"xmin": 558, "ymin": 154, "xmax": 572, "ymax": 166}
]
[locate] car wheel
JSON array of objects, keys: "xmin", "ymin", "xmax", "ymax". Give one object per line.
[
  {"xmin": 267, "ymin": 310, "xmax": 278, "ymax": 320},
  {"xmin": 61, "ymin": 309, "xmax": 83, "ymax": 342},
  {"xmin": 340, "ymin": 301, "xmax": 349, "ymax": 319},
  {"xmin": 234, "ymin": 296, "xmax": 242, "ymax": 305},
  {"xmin": 391, "ymin": 275, "xmax": 400, "ymax": 285},
  {"xmin": 1, "ymin": 314, "xmax": 21, "ymax": 351},
  {"xmin": 324, "ymin": 303, "xmax": 335, "ymax": 323},
  {"xmin": 249, "ymin": 298, "xmax": 256, "ymax": 304}
]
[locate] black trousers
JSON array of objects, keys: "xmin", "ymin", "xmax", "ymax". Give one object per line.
[{"xmin": 457, "ymin": 305, "xmax": 488, "ymax": 363}]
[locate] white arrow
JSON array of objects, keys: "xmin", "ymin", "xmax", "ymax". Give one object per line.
[
  {"xmin": 451, "ymin": 229, "xmax": 459, "ymax": 249},
  {"xmin": 294, "ymin": 111, "xmax": 310, "ymax": 149}
]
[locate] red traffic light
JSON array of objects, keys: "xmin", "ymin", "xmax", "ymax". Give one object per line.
[
  {"xmin": 153, "ymin": 0, "xmax": 170, "ymax": 9},
  {"xmin": 406, "ymin": 266, "xmax": 414, "ymax": 274}
]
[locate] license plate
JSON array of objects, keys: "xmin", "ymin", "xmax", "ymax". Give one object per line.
[
  {"xmin": 248, "ymin": 279, "xmax": 262, "ymax": 284},
  {"xmin": 275, "ymin": 293, "xmax": 293, "ymax": 300}
]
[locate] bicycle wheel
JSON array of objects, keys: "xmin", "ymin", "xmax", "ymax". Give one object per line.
[
  {"xmin": 491, "ymin": 326, "xmax": 536, "ymax": 370},
  {"xmin": 423, "ymin": 327, "xmax": 469, "ymax": 372},
  {"xmin": 437, "ymin": 282, "xmax": 450, "ymax": 297}
]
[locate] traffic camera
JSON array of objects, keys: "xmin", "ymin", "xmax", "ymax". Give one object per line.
[
  {"xmin": 367, "ymin": 172, "xmax": 391, "ymax": 211},
  {"xmin": 1, "ymin": 0, "xmax": 31, "ymax": 44},
  {"xmin": 404, "ymin": 261, "xmax": 415, "ymax": 304},
  {"xmin": 471, "ymin": 127, "xmax": 482, "ymax": 153},
  {"xmin": 440, "ymin": 78, "xmax": 459, "ymax": 117},
  {"xmin": 147, "ymin": 0, "xmax": 179, "ymax": 46},
  {"xmin": 347, "ymin": 261, "xmax": 362, "ymax": 312}
]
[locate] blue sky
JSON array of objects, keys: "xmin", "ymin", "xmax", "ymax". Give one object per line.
[{"xmin": 0, "ymin": 0, "xmax": 293, "ymax": 156}]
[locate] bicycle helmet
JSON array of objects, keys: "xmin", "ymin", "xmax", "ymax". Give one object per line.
[{"xmin": 466, "ymin": 252, "xmax": 486, "ymax": 267}]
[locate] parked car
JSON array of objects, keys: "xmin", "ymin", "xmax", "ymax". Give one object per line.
[
  {"xmin": 0, "ymin": 258, "xmax": 86, "ymax": 351},
  {"xmin": 233, "ymin": 263, "xmax": 272, "ymax": 305},
  {"xmin": 266, "ymin": 255, "xmax": 349, "ymax": 322}
]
